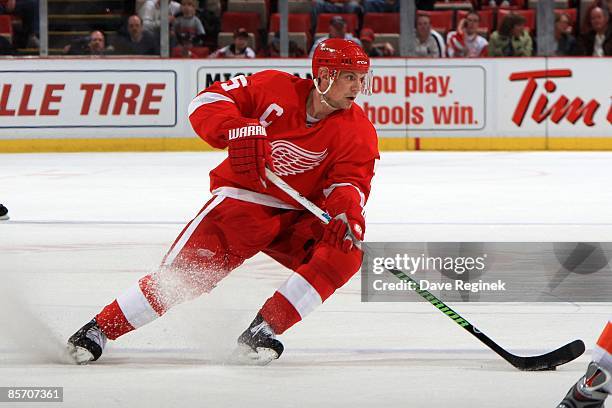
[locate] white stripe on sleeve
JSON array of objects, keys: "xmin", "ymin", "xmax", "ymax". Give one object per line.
[{"xmin": 188, "ymin": 92, "xmax": 235, "ymax": 116}]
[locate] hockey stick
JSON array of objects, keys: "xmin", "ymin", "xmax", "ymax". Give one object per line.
[{"xmin": 265, "ymin": 168, "xmax": 585, "ymax": 371}]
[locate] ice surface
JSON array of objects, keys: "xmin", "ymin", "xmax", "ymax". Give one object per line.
[{"xmin": 0, "ymin": 152, "xmax": 610, "ymax": 407}]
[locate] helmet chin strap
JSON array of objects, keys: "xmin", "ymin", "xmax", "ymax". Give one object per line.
[{"xmin": 320, "ymin": 93, "xmax": 340, "ymax": 109}]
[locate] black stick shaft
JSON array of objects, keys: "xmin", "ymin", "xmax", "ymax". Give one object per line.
[{"xmin": 386, "ymin": 267, "xmax": 584, "ymax": 371}]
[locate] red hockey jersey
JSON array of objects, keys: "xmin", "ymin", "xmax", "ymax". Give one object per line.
[{"xmin": 188, "ymin": 70, "xmax": 379, "ymax": 210}]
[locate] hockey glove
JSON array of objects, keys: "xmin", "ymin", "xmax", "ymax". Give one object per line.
[
  {"xmin": 226, "ymin": 118, "xmax": 273, "ymax": 189},
  {"xmin": 322, "ymin": 186, "xmax": 365, "ymax": 252}
]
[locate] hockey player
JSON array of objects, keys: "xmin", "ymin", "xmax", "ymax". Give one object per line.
[
  {"xmin": 557, "ymin": 319, "xmax": 611, "ymax": 407},
  {"xmin": 67, "ymin": 38, "xmax": 378, "ymax": 365}
]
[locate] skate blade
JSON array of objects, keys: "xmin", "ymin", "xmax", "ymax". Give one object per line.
[
  {"xmin": 66, "ymin": 343, "xmax": 94, "ymax": 365},
  {"xmin": 229, "ymin": 344, "xmax": 279, "ymax": 366}
]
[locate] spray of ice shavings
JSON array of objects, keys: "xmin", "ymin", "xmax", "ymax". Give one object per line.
[{"xmin": 0, "ymin": 274, "xmax": 74, "ymax": 365}]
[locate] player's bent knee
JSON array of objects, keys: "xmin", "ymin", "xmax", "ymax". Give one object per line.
[{"xmin": 297, "ymin": 244, "xmax": 362, "ymax": 301}]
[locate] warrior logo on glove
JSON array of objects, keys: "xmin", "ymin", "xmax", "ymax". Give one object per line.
[{"xmin": 228, "ymin": 125, "xmax": 266, "ymax": 140}]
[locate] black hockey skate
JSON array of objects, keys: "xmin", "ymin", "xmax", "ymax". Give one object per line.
[
  {"xmin": 0, "ymin": 204, "xmax": 8, "ymax": 220},
  {"xmin": 557, "ymin": 362, "xmax": 610, "ymax": 408},
  {"xmin": 67, "ymin": 318, "xmax": 107, "ymax": 364},
  {"xmin": 233, "ymin": 313, "xmax": 284, "ymax": 366}
]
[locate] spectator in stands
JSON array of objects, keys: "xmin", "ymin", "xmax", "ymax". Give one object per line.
[
  {"xmin": 360, "ymin": 27, "xmax": 395, "ymax": 56},
  {"xmin": 196, "ymin": 2, "xmax": 221, "ymax": 49},
  {"xmin": 311, "ymin": 0, "xmax": 362, "ymax": 34},
  {"xmin": 116, "ymin": 15, "xmax": 159, "ymax": 55},
  {"xmin": 266, "ymin": 32, "xmax": 306, "ymax": 57},
  {"xmin": 364, "ymin": 0, "xmax": 399, "ymax": 13},
  {"xmin": 0, "ymin": 35, "xmax": 12, "ymax": 55},
  {"xmin": 488, "ymin": 13, "xmax": 533, "ymax": 57},
  {"xmin": 580, "ymin": 6, "xmax": 612, "ymax": 56},
  {"xmin": 209, "ymin": 27, "xmax": 255, "ymax": 58},
  {"xmin": 171, "ymin": 32, "xmax": 208, "ymax": 58},
  {"xmin": 63, "ymin": 30, "xmax": 114, "ymax": 56},
  {"xmin": 172, "ymin": 0, "xmax": 205, "ymax": 45},
  {"xmin": 2, "ymin": 0, "xmax": 39, "ymax": 48},
  {"xmin": 309, "ymin": 15, "xmax": 361, "ymax": 56},
  {"xmin": 553, "ymin": 12, "xmax": 578, "ymax": 56},
  {"xmin": 138, "ymin": 0, "xmax": 181, "ymax": 35},
  {"xmin": 411, "ymin": 14, "xmax": 445, "ymax": 58},
  {"xmin": 447, "ymin": 11, "xmax": 488, "ymax": 57},
  {"xmin": 488, "ymin": 0, "xmax": 511, "ymax": 7}
]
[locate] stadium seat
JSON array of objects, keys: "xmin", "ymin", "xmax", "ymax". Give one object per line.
[
  {"xmin": 434, "ymin": 1, "xmax": 473, "ymax": 10},
  {"xmin": 497, "ymin": 9, "xmax": 536, "ymax": 32},
  {"xmin": 457, "ymin": 9, "xmax": 494, "ymax": 34},
  {"xmin": 363, "ymin": 13, "xmax": 400, "ymax": 33},
  {"xmin": 373, "ymin": 34, "xmax": 399, "ymax": 55},
  {"xmin": 269, "ymin": 13, "xmax": 310, "ymax": 51},
  {"xmin": 227, "ymin": 0, "xmax": 268, "ymax": 29},
  {"xmin": 269, "ymin": 13, "xmax": 310, "ymax": 32},
  {"xmin": 219, "ymin": 12, "xmax": 260, "ymax": 50},
  {"xmin": 417, "ymin": 10, "xmax": 454, "ymax": 35},
  {"xmin": 315, "ymin": 13, "xmax": 358, "ymax": 34},
  {"xmin": 0, "ymin": 15, "xmax": 12, "ymax": 43},
  {"xmin": 220, "ymin": 11, "xmax": 261, "ymax": 34},
  {"xmin": 191, "ymin": 46, "xmax": 210, "ymax": 57},
  {"xmin": 480, "ymin": 0, "xmax": 525, "ymax": 7},
  {"xmin": 288, "ymin": 0, "xmax": 312, "ymax": 13},
  {"xmin": 171, "ymin": 46, "xmax": 210, "ymax": 58},
  {"xmin": 266, "ymin": 32, "xmax": 309, "ymax": 54},
  {"xmin": 527, "ymin": 0, "xmax": 569, "ymax": 8}
]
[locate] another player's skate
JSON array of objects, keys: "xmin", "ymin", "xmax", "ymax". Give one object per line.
[
  {"xmin": 67, "ymin": 318, "xmax": 107, "ymax": 364},
  {"xmin": 0, "ymin": 204, "xmax": 8, "ymax": 220},
  {"xmin": 557, "ymin": 362, "xmax": 610, "ymax": 408},
  {"xmin": 233, "ymin": 313, "xmax": 284, "ymax": 366}
]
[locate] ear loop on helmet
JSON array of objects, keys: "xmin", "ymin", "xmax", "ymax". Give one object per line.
[
  {"xmin": 313, "ymin": 69, "xmax": 337, "ymax": 96},
  {"xmin": 313, "ymin": 69, "xmax": 341, "ymax": 108}
]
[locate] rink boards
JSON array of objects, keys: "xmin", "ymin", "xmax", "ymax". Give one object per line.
[{"xmin": 0, "ymin": 57, "xmax": 610, "ymax": 152}]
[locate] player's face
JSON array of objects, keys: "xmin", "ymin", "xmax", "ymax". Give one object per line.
[{"xmin": 326, "ymin": 70, "xmax": 367, "ymax": 110}]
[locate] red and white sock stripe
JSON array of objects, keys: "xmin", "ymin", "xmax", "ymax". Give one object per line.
[
  {"xmin": 116, "ymin": 281, "xmax": 161, "ymax": 329},
  {"xmin": 277, "ymin": 272, "xmax": 323, "ymax": 319},
  {"xmin": 594, "ymin": 318, "xmax": 612, "ymax": 392}
]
